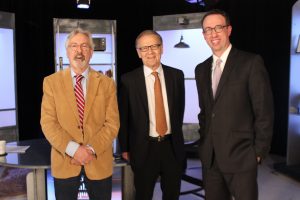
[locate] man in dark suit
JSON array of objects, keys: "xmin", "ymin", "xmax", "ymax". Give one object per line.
[
  {"xmin": 118, "ymin": 30, "xmax": 186, "ymax": 200},
  {"xmin": 195, "ymin": 9, "xmax": 274, "ymax": 200}
]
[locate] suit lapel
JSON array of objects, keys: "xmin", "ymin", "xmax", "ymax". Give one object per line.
[
  {"xmin": 163, "ymin": 66, "xmax": 174, "ymax": 116},
  {"xmin": 84, "ymin": 69, "xmax": 100, "ymax": 122},
  {"xmin": 62, "ymin": 68, "xmax": 80, "ymax": 123},
  {"xmin": 136, "ymin": 67, "xmax": 149, "ymax": 114},
  {"xmin": 214, "ymin": 48, "xmax": 237, "ymax": 100},
  {"xmin": 205, "ymin": 57, "xmax": 215, "ymax": 102}
]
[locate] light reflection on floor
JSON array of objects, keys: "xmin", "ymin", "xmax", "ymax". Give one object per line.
[
  {"xmin": 46, "ymin": 156, "xmax": 300, "ymax": 200},
  {"xmin": 47, "ymin": 168, "xmax": 122, "ymax": 200}
]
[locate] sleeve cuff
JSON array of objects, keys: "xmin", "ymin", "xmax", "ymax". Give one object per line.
[
  {"xmin": 86, "ymin": 144, "xmax": 96, "ymax": 155},
  {"xmin": 66, "ymin": 141, "xmax": 80, "ymax": 157}
]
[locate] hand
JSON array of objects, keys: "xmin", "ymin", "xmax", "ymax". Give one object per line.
[
  {"xmin": 257, "ymin": 156, "xmax": 262, "ymax": 164},
  {"xmin": 122, "ymin": 152, "xmax": 130, "ymax": 161},
  {"xmin": 73, "ymin": 145, "xmax": 95, "ymax": 165},
  {"xmin": 70, "ymin": 158, "xmax": 81, "ymax": 166}
]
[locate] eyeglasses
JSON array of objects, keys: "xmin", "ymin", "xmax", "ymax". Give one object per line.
[
  {"xmin": 137, "ymin": 44, "xmax": 161, "ymax": 52},
  {"xmin": 68, "ymin": 43, "xmax": 91, "ymax": 52},
  {"xmin": 203, "ymin": 25, "xmax": 229, "ymax": 35}
]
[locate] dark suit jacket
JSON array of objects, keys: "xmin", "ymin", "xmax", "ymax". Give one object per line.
[
  {"xmin": 195, "ymin": 47, "xmax": 274, "ymax": 173},
  {"xmin": 118, "ymin": 64, "xmax": 185, "ymax": 170}
]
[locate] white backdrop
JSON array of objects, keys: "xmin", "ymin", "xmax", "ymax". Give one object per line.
[{"xmin": 158, "ymin": 29, "xmax": 211, "ymax": 123}]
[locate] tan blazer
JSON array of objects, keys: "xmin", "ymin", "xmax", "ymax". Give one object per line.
[{"xmin": 41, "ymin": 67, "xmax": 120, "ymax": 180}]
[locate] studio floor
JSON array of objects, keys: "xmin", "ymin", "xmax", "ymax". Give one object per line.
[
  {"xmin": 1, "ymin": 154, "xmax": 300, "ymax": 200},
  {"xmin": 153, "ymin": 155, "xmax": 300, "ymax": 200},
  {"xmin": 47, "ymin": 154, "xmax": 300, "ymax": 200}
]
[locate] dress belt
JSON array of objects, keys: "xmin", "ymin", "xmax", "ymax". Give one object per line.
[{"xmin": 148, "ymin": 134, "xmax": 171, "ymax": 142}]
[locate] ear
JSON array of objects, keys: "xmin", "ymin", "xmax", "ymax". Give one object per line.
[
  {"xmin": 136, "ymin": 49, "xmax": 142, "ymax": 58},
  {"xmin": 66, "ymin": 48, "xmax": 72, "ymax": 60},
  {"xmin": 202, "ymin": 31, "xmax": 208, "ymax": 41},
  {"xmin": 227, "ymin": 25, "xmax": 232, "ymax": 37}
]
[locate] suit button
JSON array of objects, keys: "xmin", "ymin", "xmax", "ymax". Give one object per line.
[
  {"xmin": 78, "ymin": 126, "xmax": 81, "ymax": 129},
  {"xmin": 212, "ymin": 113, "xmax": 215, "ymax": 118}
]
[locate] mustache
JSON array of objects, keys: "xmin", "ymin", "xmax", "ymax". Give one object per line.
[{"xmin": 74, "ymin": 53, "xmax": 85, "ymax": 60}]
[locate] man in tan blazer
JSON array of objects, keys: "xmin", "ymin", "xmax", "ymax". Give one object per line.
[{"xmin": 41, "ymin": 28, "xmax": 119, "ymax": 200}]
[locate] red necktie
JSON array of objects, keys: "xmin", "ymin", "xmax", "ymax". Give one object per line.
[
  {"xmin": 74, "ymin": 75, "xmax": 85, "ymax": 127},
  {"xmin": 152, "ymin": 72, "xmax": 167, "ymax": 136}
]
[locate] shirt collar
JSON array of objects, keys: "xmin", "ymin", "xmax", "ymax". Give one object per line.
[
  {"xmin": 212, "ymin": 44, "xmax": 232, "ymax": 66},
  {"xmin": 71, "ymin": 67, "xmax": 89, "ymax": 79},
  {"xmin": 143, "ymin": 64, "xmax": 163, "ymax": 77}
]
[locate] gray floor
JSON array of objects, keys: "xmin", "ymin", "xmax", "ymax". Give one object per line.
[
  {"xmin": 2, "ymin": 154, "xmax": 299, "ymax": 199},
  {"xmin": 150, "ymin": 155, "xmax": 300, "ymax": 200},
  {"xmin": 257, "ymin": 155, "xmax": 300, "ymax": 200}
]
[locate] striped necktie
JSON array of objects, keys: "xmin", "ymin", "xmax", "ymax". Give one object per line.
[{"xmin": 74, "ymin": 75, "xmax": 85, "ymax": 127}]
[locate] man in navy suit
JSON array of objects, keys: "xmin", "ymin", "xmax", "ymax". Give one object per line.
[
  {"xmin": 195, "ymin": 9, "xmax": 274, "ymax": 200},
  {"xmin": 118, "ymin": 30, "xmax": 186, "ymax": 200}
]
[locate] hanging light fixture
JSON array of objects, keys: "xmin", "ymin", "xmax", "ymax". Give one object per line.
[
  {"xmin": 77, "ymin": 0, "xmax": 90, "ymax": 9},
  {"xmin": 174, "ymin": 17, "xmax": 190, "ymax": 48},
  {"xmin": 174, "ymin": 35, "xmax": 190, "ymax": 48}
]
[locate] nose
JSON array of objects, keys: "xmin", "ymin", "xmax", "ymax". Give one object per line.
[
  {"xmin": 211, "ymin": 30, "xmax": 218, "ymax": 37},
  {"xmin": 76, "ymin": 47, "xmax": 82, "ymax": 53}
]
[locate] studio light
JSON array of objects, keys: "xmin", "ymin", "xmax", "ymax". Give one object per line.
[
  {"xmin": 185, "ymin": 0, "xmax": 205, "ymax": 6},
  {"xmin": 77, "ymin": 0, "xmax": 90, "ymax": 9},
  {"xmin": 174, "ymin": 35, "xmax": 190, "ymax": 48}
]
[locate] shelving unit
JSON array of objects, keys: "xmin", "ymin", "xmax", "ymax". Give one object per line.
[
  {"xmin": 287, "ymin": 0, "xmax": 300, "ymax": 167},
  {"xmin": 53, "ymin": 18, "xmax": 117, "ymax": 81},
  {"xmin": 274, "ymin": 0, "xmax": 300, "ymax": 181}
]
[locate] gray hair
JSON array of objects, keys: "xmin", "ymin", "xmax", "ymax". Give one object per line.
[
  {"xmin": 65, "ymin": 28, "xmax": 95, "ymax": 50},
  {"xmin": 135, "ymin": 30, "xmax": 163, "ymax": 48}
]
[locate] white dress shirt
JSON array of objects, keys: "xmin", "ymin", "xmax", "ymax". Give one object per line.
[
  {"xmin": 211, "ymin": 44, "xmax": 232, "ymax": 79},
  {"xmin": 144, "ymin": 65, "xmax": 171, "ymax": 137}
]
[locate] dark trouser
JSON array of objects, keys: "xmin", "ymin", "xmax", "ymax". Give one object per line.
[
  {"xmin": 133, "ymin": 138, "xmax": 183, "ymax": 200},
  {"xmin": 54, "ymin": 168, "xmax": 112, "ymax": 200},
  {"xmin": 202, "ymin": 157, "xmax": 258, "ymax": 200}
]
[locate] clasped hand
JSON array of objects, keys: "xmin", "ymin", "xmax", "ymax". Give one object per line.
[{"xmin": 71, "ymin": 145, "xmax": 95, "ymax": 166}]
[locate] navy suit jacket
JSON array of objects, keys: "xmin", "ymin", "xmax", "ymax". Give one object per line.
[
  {"xmin": 195, "ymin": 47, "xmax": 274, "ymax": 173},
  {"xmin": 118, "ymin": 64, "xmax": 185, "ymax": 170}
]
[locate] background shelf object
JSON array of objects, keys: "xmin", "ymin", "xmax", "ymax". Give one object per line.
[{"xmin": 93, "ymin": 37, "xmax": 106, "ymax": 51}]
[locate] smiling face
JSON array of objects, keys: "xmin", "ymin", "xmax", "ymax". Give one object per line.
[
  {"xmin": 136, "ymin": 33, "xmax": 163, "ymax": 71},
  {"xmin": 202, "ymin": 14, "xmax": 232, "ymax": 57},
  {"xmin": 66, "ymin": 33, "xmax": 93, "ymax": 74}
]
